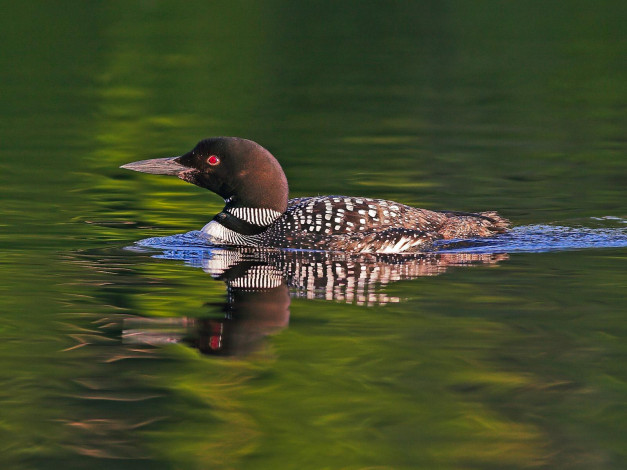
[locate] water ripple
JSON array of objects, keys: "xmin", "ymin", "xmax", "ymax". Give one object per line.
[
  {"xmin": 136, "ymin": 217, "xmax": 627, "ymax": 256},
  {"xmin": 436, "ymin": 220, "xmax": 627, "ymax": 254}
]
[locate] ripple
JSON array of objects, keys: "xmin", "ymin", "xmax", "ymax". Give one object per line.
[
  {"xmin": 135, "ymin": 217, "xmax": 627, "ymax": 256},
  {"xmin": 436, "ymin": 220, "xmax": 627, "ymax": 254}
]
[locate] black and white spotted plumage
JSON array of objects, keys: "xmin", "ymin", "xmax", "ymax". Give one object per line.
[
  {"xmin": 202, "ymin": 195, "xmax": 508, "ymax": 253},
  {"xmin": 122, "ymin": 137, "xmax": 510, "ymax": 254},
  {"xmin": 255, "ymin": 196, "xmax": 436, "ymax": 253}
]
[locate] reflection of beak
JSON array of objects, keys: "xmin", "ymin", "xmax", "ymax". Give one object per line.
[{"xmin": 120, "ymin": 156, "xmax": 187, "ymax": 176}]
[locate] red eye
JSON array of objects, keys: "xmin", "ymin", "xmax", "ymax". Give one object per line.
[{"xmin": 207, "ymin": 155, "xmax": 220, "ymax": 166}]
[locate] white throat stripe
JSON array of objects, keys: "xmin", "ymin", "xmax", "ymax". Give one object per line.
[{"xmin": 226, "ymin": 207, "xmax": 282, "ymax": 226}]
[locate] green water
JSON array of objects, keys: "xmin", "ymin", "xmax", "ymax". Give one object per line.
[{"xmin": 1, "ymin": 2, "xmax": 626, "ymax": 469}]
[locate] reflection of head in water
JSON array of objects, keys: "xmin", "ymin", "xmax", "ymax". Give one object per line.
[{"xmin": 185, "ymin": 284, "xmax": 290, "ymax": 356}]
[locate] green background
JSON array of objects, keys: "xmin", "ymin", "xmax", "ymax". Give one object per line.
[{"xmin": 0, "ymin": 1, "xmax": 626, "ymax": 468}]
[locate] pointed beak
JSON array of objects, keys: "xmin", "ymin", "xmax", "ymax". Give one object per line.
[{"xmin": 120, "ymin": 156, "xmax": 188, "ymax": 176}]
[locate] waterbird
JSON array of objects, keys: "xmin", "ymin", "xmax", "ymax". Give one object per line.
[{"xmin": 121, "ymin": 137, "xmax": 510, "ymax": 253}]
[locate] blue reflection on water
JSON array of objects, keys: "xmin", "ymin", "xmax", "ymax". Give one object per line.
[
  {"xmin": 437, "ymin": 217, "xmax": 627, "ymax": 254},
  {"xmin": 135, "ymin": 217, "xmax": 627, "ymax": 258}
]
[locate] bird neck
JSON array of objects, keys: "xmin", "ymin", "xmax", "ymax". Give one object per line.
[{"xmin": 212, "ymin": 196, "xmax": 283, "ymax": 235}]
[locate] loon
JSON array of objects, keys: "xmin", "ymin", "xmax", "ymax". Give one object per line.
[{"xmin": 121, "ymin": 137, "xmax": 510, "ymax": 253}]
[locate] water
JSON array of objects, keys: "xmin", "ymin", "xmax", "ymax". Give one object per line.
[
  {"xmin": 140, "ymin": 220, "xmax": 627, "ymax": 256},
  {"xmin": 1, "ymin": 1, "xmax": 626, "ymax": 469}
]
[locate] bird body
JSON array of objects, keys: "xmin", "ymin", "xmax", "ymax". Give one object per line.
[{"xmin": 122, "ymin": 137, "xmax": 510, "ymax": 254}]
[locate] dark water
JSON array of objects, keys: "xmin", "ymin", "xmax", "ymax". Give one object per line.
[{"xmin": 2, "ymin": 1, "xmax": 626, "ymax": 469}]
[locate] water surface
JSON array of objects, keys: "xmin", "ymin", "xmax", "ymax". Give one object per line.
[{"xmin": 1, "ymin": 2, "xmax": 626, "ymax": 469}]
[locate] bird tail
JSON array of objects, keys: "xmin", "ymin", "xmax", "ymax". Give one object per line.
[
  {"xmin": 478, "ymin": 211, "xmax": 511, "ymax": 234},
  {"xmin": 437, "ymin": 210, "xmax": 511, "ymax": 239}
]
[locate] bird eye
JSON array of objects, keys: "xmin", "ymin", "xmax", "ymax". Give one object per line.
[{"xmin": 207, "ymin": 155, "xmax": 220, "ymax": 166}]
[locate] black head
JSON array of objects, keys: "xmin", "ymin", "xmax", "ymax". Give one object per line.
[{"xmin": 121, "ymin": 137, "xmax": 289, "ymax": 213}]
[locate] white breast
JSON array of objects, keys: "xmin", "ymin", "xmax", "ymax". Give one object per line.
[{"xmin": 201, "ymin": 220, "xmax": 256, "ymax": 246}]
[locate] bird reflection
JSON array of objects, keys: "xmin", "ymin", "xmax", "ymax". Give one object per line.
[{"xmin": 122, "ymin": 248, "xmax": 508, "ymax": 356}]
